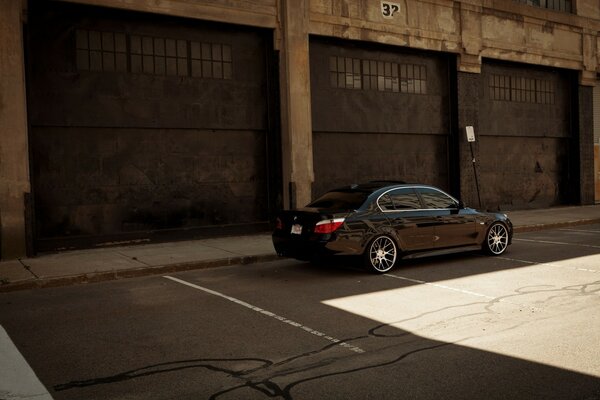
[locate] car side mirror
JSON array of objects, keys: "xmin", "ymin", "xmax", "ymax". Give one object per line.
[{"xmin": 457, "ymin": 200, "xmax": 466, "ymax": 209}]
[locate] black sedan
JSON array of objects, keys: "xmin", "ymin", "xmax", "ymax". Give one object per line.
[{"xmin": 272, "ymin": 182, "xmax": 513, "ymax": 273}]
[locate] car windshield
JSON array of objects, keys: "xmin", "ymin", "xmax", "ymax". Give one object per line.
[{"xmin": 308, "ymin": 190, "xmax": 369, "ymax": 210}]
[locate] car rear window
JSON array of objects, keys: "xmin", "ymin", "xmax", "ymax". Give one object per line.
[{"xmin": 308, "ymin": 190, "xmax": 369, "ymax": 210}]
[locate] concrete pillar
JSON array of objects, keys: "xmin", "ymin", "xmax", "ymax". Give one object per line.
[
  {"xmin": 578, "ymin": 84, "xmax": 595, "ymax": 205},
  {"xmin": 279, "ymin": 0, "xmax": 314, "ymax": 209},
  {"xmin": 0, "ymin": 0, "xmax": 30, "ymax": 259}
]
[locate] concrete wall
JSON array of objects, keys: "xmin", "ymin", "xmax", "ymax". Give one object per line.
[{"xmin": 0, "ymin": 0, "xmax": 30, "ymax": 259}]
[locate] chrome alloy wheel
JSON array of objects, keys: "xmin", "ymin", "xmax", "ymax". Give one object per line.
[
  {"xmin": 367, "ymin": 236, "xmax": 397, "ymax": 273},
  {"xmin": 486, "ymin": 223, "xmax": 509, "ymax": 255}
]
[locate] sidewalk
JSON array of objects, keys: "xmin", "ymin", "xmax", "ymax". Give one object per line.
[{"xmin": 1, "ymin": 205, "xmax": 600, "ymax": 292}]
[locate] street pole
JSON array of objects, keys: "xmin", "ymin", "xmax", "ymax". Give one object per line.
[{"xmin": 465, "ymin": 126, "xmax": 482, "ymax": 209}]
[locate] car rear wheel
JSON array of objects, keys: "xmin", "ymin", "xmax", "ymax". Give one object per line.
[
  {"xmin": 484, "ymin": 222, "xmax": 509, "ymax": 255},
  {"xmin": 364, "ymin": 235, "xmax": 397, "ymax": 273}
]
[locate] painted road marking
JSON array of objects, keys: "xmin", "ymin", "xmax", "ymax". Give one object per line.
[
  {"xmin": 514, "ymin": 238, "xmax": 600, "ymax": 249},
  {"xmin": 384, "ymin": 273, "xmax": 541, "ymax": 312},
  {"xmin": 498, "ymin": 256, "xmax": 599, "ymax": 274},
  {"xmin": 0, "ymin": 325, "xmax": 54, "ymax": 400},
  {"xmin": 163, "ymin": 276, "xmax": 365, "ymax": 354}
]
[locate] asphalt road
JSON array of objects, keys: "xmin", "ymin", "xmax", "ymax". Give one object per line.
[{"xmin": 1, "ymin": 225, "xmax": 600, "ymax": 400}]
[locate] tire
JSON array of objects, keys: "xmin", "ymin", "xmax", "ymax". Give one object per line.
[
  {"xmin": 364, "ymin": 235, "xmax": 398, "ymax": 273},
  {"xmin": 483, "ymin": 222, "xmax": 509, "ymax": 255}
]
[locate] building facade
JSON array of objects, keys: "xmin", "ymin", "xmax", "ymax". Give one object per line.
[{"xmin": 0, "ymin": 0, "xmax": 598, "ymax": 258}]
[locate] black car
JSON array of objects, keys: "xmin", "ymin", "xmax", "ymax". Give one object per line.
[{"xmin": 272, "ymin": 182, "xmax": 513, "ymax": 273}]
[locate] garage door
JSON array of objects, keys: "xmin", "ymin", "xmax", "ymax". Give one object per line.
[
  {"xmin": 478, "ymin": 62, "xmax": 573, "ymax": 210},
  {"xmin": 310, "ymin": 39, "xmax": 452, "ymax": 198},
  {"xmin": 27, "ymin": 2, "xmax": 276, "ymax": 251}
]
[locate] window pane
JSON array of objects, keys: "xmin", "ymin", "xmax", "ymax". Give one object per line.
[
  {"xmin": 166, "ymin": 39, "xmax": 177, "ymax": 57},
  {"xmin": 142, "ymin": 37, "xmax": 153, "ymax": 55},
  {"xmin": 178, "ymin": 40, "xmax": 187, "ymax": 57},
  {"xmin": 89, "ymin": 31, "xmax": 101, "ymax": 50},
  {"xmin": 102, "ymin": 32, "xmax": 114, "ymax": 51},
  {"xmin": 202, "ymin": 43, "xmax": 211, "ymax": 60},
  {"xmin": 191, "ymin": 42, "xmax": 201, "ymax": 59},
  {"xmin": 418, "ymin": 188, "xmax": 457, "ymax": 209},
  {"xmin": 377, "ymin": 194, "xmax": 393, "ymax": 211},
  {"xmin": 389, "ymin": 189, "xmax": 421, "ymax": 210},
  {"xmin": 212, "ymin": 43, "xmax": 221, "ymax": 61},
  {"xmin": 222, "ymin": 45, "xmax": 232, "ymax": 62},
  {"xmin": 155, "ymin": 38, "xmax": 165, "ymax": 56},
  {"xmin": 115, "ymin": 33, "xmax": 126, "ymax": 53},
  {"xmin": 130, "ymin": 36, "xmax": 141, "ymax": 54}
]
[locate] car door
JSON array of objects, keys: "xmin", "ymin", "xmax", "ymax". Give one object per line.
[
  {"xmin": 415, "ymin": 187, "xmax": 478, "ymax": 248},
  {"xmin": 379, "ymin": 188, "xmax": 436, "ymax": 251}
]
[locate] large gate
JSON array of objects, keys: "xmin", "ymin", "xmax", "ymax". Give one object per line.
[
  {"xmin": 310, "ymin": 39, "xmax": 453, "ymax": 198},
  {"xmin": 478, "ymin": 62, "xmax": 573, "ymax": 209},
  {"xmin": 27, "ymin": 2, "xmax": 277, "ymax": 251}
]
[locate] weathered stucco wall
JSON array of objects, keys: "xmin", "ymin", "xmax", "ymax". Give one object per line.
[
  {"xmin": 309, "ymin": 0, "xmax": 600, "ymax": 80},
  {"xmin": 56, "ymin": 0, "xmax": 279, "ymax": 28}
]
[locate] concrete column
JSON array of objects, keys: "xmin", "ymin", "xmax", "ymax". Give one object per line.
[
  {"xmin": 0, "ymin": 0, "xmax": 30, "ymax": 259},
  {"xmin": 578, "ymin": 85, "xmax": 595, "ymax": 205},
  {"xmin": 279, "ymin": 0, "xmax": 314, "ymax": 209}
]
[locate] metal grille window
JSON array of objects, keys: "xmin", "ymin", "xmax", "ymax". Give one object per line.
[
  {"xmin": 490, "ymin": 74, "xmax": 554, "ymax": 105},
  {"xmin": 75, "ymin": 30, "xmax": 232, "ymax": 80},
  {"xmin": 514, "ymin": 0, "xmax": 572, "ymax": 13},
  {"xmin": 329, "ymin": 56, "xmax": 362, "ymax": 89},
  {"xmin": 191, "ymin": 42, "xmax": 232, "ymax": 79},
  {"xmin": 400, "ymin": 64, "xmax": 426, "ymax": 94},
  {"xmin": 330, "ymin": 56, "xmax": 426, "ymax": 94},
  {"xmin": 76, "ymin": 29, "xmax": 127, "ymax": 72},
  {"xmin": 130, "ymin": 35, "xmax": 188, "ymax": 76}
]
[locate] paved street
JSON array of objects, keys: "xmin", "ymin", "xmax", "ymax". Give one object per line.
[{"xmin": 1, "ymin": 226, "xmax": 600, "ymax": 400}]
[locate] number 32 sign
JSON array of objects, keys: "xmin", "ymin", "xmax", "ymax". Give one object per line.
[{"xmin": 381, "ymin": 1, "xmax": 400, "ymax": 18}]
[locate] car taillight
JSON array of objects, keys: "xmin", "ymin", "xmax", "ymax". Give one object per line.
[
  {"xmin": 275, "ymin": 217, "xmax": 283, "ymax": 230},
  {"xmin": 314, "ymin": 218, "xmax": 345, "ymax": 234}
]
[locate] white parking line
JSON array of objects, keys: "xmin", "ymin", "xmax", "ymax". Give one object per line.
[
  {"xmin": 163, "ymin": 276, "xmax": 365, "ymax": 354},
  {"xmin": 384, "ymin": 273, "xmax": 540, "ymax": 311},
  {"xmin": 498, "ymin": 256, "xmax": 599, "ymax": 273},
  {"xmin": 514, "ymin": 238, "xmax": 600, "ymax": 249},
  {"xmin": 0, "ymin": 325, "xmax": 54, "ymax": 400}
]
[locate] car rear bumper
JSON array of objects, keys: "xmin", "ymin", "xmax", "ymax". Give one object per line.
[{"xmin": 272, "ymin": 234, "xmax": 338, "ymax": 260}]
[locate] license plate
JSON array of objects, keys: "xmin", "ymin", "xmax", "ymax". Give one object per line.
[{"xmin": 291, "ymin": 224, "xmax": 302, "ymax": 235}]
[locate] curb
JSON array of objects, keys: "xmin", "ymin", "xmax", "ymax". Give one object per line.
[
  {"xmin": 0, "ymin": 254, "xmax": 280, "ymax": 293},
  {"xmin": 513, "ymin": 218, "xmax": 600, "ymax": 233}
]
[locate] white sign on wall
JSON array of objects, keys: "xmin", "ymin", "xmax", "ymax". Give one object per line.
[
  {"xmin": 466, "ymin": 126, "xmax": 476, "ymax": 142},
  {"xmin": 381, "ymin": 1, "xmax": 401, "ymax": 18}
]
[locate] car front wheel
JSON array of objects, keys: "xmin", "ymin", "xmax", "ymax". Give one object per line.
[
  {"xmin": 364, "ymin": 235, "xmax": 398, "ymax": 273},
  {"xmin": 484, "ymin": 222, "xmax": 509, "ymax": 255}
]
